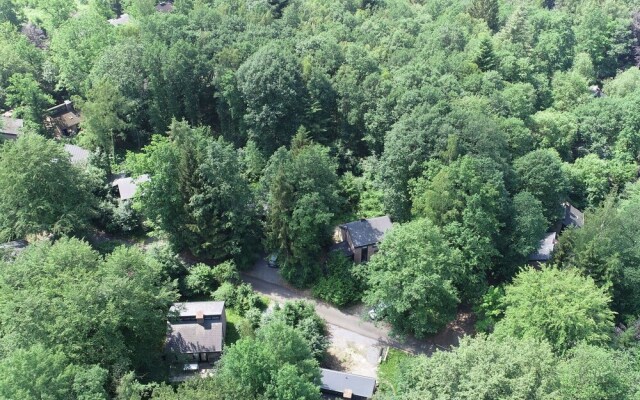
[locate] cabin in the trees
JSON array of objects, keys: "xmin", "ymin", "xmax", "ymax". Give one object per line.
[
  {"xmin": 108, "ymin": 13, "xmax": 131, "ymax": 26},
  {"xmin": 0, "ymin": 240, "xmax": 28, "ymax": 259},
  {"xmin": 560, "ymin": 202, "xmax": 584, "ymax": 230},
  {"xmin": 64, "ymin": 144, "xmax": 90, "ymax": 167},
  {"xmin": 45, "ymin": 101, "xmax": 81, "ymax": 137},
  {"xmin": 165, "ymin": 301, "xmax": 226, "ymax": 370},
  {"xmin": 21, "ymin": 23, "xmax": 47, "ymax": 49},
  {"xmin": 337, "ymin": 216, "xmax": 393, "ymax": 263},
  {"xmin": 528, "ymin": 232, "xmax": 557, "ymax": 265},
  {"xmin": 529, "ymin": 203, "xmax": 585, "ymax": 265},
  {"xmin": 0, "ymin": 111, "xmax": 23, "ymax": 140},
  {"xmin": 111, "ymin": 174, "xmax": 150, "ymax": 201},
  {"xmin": 156, "ymin": 1, "xmax": 174, "ymax": 12},
  {"xmin": 320, "ymin": 368, "xmax": 376, "ymax": 400}
]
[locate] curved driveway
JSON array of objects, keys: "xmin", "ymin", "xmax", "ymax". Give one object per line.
[{"xmin": 242, "ymin": 260, "xmax": 440, "ymax": 355}]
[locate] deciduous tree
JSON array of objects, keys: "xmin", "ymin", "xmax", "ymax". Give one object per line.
[
  {"xmin": 494, "ymin": 266, "xmax": 614, "ymax": 353},
  {"xmin": 0, "ymin": 135, "xmax": 95, "ymax": 240},
  {"xmin": 364, "ymin": 218, "xmax": 461, "ymax": 338}
]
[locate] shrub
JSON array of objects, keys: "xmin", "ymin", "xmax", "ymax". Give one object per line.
[
  {"xmin": 213, "ymin": 282, "xmax": 262, "ymax": 316},
  {"xmin": 266, "ymin": 301, "xmax": 329, "ymax": 360},
  {"xmin": 185, "ymin": 263, "xmax": 218, "ymax": 296},
  {"xmin": 213, "ymin": 282, "xmax": 237, "ymax": 307},
  {"xmin": 234, "ymin": 283, "xmax": 263, "ymax": 315},
  {"xmin": 312, "ymin": 252, "xmax": 364, "ymax": 307},
  {"xmin": 212, "ymin": 260, "xmax": 240, "ymax": 284},
  {"xmin": 473, "ymin": 286, "xmax": 506, "ymax": 333}
]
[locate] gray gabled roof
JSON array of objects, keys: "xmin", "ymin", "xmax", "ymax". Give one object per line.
[
  {"xmin": 528, "ymin": 232, "xmax": 557, "ymax": 262},
  {"xmin": 320, "ymin": 369, "xmax": 376, "ymax": 399},
  {"xmin": 64, "ymin": 144, "xmax": 90, "ymax": 165},
  {"xmin": 170, "ymin": 301, "xmax": 225, "ymax": 318},
  {"xmin": 563, "ymin": 203, "xmax": 584, "ymax": 228},
  {"xmin": 1, "ymin": 114, "xmax": 24, "ymax": 137},
  {"xmin": 111, "ymin": 174, "xmax": 150, "ymax": 200},
  {"xmin": 166, "ymin": 320, "xmax": 224, "ymax": 354},
  {"xmin": 108, "ymin": 13, "xmax": 131, "ymax": 26},
  {"xmin": 155, "ymin": 1, "xmax": 173, "ymax": 12},
  {"xmin": 341, "ymin": 216, "xmax": 392, "ymax": 248}
]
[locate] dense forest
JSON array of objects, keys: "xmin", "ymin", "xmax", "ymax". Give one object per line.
[{"xmin": 2, "ymin": 0, "xmax": 640, "ymax": 398}]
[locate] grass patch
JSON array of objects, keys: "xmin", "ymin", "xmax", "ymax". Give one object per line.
[
  {"xmin": 377, "ymin": 348, "xmax": 413, "ymax": 395},
  {"xmin": 224, "ymin": 308, "xmax": 245, "ymax": 346}
]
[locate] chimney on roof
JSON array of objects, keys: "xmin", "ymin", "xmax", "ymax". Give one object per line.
[
  {"xmin": 196, "ymin": 310, "xmax": 204, "ymax": 324},
  {"xmin": 343, "ymin": 389, "xmax": 352, "ymax": 399}
]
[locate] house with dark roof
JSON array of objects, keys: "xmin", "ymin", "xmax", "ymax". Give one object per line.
[
  {"xmin": 45, "ymin": 101, "xmax": 81, "ymax": 137},
  {"xmin": 165, "ymin": 301, "xmax": 226, "ymax": 368},
  {"xmin": 320, "ymin": 369, "xmax": 376, "ymax": 400},
  {"xmin": 0, "ymin": 111, "xmax": 24, "ymax": 140},
  {"xmin": 338, "ymin": 216, "xmax": 392, "ymax": 263},
  {"xmin": 561, "ymin": 202, "xmax": 584, "ymax": 229}
]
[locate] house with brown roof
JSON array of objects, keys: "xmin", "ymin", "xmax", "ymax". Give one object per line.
[
  {"xmin": 165, "ymin": 301, "xmax": 226, "ymax": 369},
  {"xmin": 338, "ymin": 216, "xmax": 393, "ymax": 263},
  {"xmin": 45, "ymin": 100, "xmax": 81, "ymax": 137}
]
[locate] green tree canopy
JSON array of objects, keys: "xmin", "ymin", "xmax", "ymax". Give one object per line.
[
  {"xmin": 412, "ymin": 156, "xmax": 509, "ymax": 298},
  {"xmin": 513, "ymin": 148, "xmax": 569, "ymax": 223},
  {"xmin": 132, "ymin": 120, "xmax": 258, "ymax": 265},
  {"xmin": 0, "ymin": 135, "xmax": 96, "ymax": 241},
  {"xmin": 0, "ymin": 238, "xmax": 178, "ymax": 381},
  {"xmin": 213, "ymin": 321, "xmax": 321, "ymax": 399},
  {"xmin": 237, "ymin": 44, "xmax": 309, "ymax": 154},
  {"xmin": 555, "ymin": 183, "xmax": 640, "ymax": 319},
  {"xmin": 382, "ymin": 335, "xmax": 557, "ymax": 400},
  {"xmin": 555, "ymin": 343, "xmax": 640, "ymax": 400},
  {"xmin": 364, "ymin": 218, "xmax": 461, "ymax": 338},
  {"xmin": 0, "ymin": 345, "xmax": 108, "ymax": 400},
  {"xmin": 5, "ymin": 72, "xmax": 53, "ymax": 134},
  {"xmin": 262, "ymin": 130, "xmax": 341, "ymax": 286},
  {"xmin": 494, "ymin": 266, "xmax": 614, "ymax": 353}
]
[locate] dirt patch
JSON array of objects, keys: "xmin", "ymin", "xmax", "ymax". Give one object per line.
[
  {"xmin": 429, "ymin": 308, "xmax": 477, "ymax": 350},
  {"xmin": 322, "ymin": 324, "xmax": 380, "ymax": 378}
]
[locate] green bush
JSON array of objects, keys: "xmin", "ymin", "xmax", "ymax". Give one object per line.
[
  {"xmin": 185, "ymin": 263, "xmax": 217, "ymax": 296},
  {"xmin": 212, "ymin": 282, "xmax": 236, "ymax": 306},
  {"xmin": 266, "ymin": 301, "xmax": 329, "ymax": 360},
  {"xmin": 312, "ymin": 252, "xmax": 364, "ymax": 307},
  {"xmin": 212, "ymin": 260, "xmax": 240, "ymax": 284},
  {"xmin": 213, "ymin": 282, "xmax": 263, "ymax": 316},
  {"xmin": 473, "ymin": 285, "xmax": 506, "ymax": 333}
]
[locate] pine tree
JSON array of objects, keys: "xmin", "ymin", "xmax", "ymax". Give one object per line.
[
  {"xmin": 476, "ymin": 36, "xmax": 497, "ymax": 72},
  {"xmin": 469, "ymin": 0, "xmax": 499, "ymax": 32}
]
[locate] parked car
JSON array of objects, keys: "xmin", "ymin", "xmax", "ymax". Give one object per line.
[
  {"xmin": 267, "ymin": 252, "xmax": 279, "ymax": 268},
  {"xmin": 368, "ymin": 303, "xmax": 388, "ymax": 321}
]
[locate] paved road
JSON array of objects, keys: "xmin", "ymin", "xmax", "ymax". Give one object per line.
[{"xmin": 242, "ymin": 262, "xmax": 435, "ymax": 355}]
